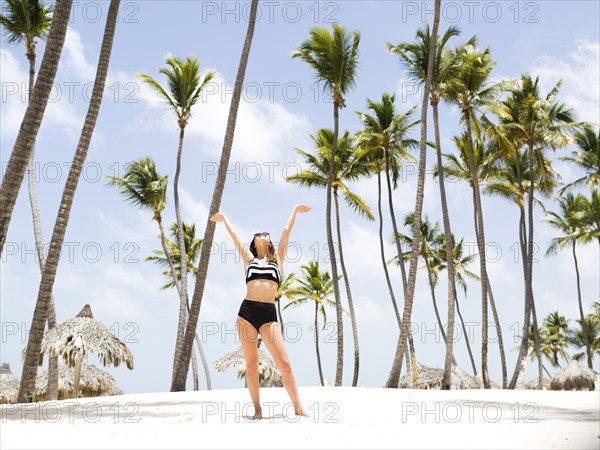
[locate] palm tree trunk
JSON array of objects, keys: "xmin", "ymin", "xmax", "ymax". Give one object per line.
[
  {"xmin": 384, "ymin": 145, "xmax": 418, "ymax": 385},
  {"xmin": 315, "ymin": 302, "xmax": 325, "ymax": 386},
  {"xmin": 172, "ymin": 126, "xmax": 190, "ymax": 383},
  {"xmin": 464, "ymin": 113, "xmax": 490, "ymax": 388},
  {"xmin": 195, "ymin": 331, "xmax": 212, "ymax": 390},
  {"xmin": 573, "ymin": 242, "xmax": 593, "ymax": 368},
  {"xmin": 191, "ymin": 343, "xmax": 199, "ymax": 391},
  {"xmin": 509, "ymin": 201, "xmax": 532, "ymax": 389},
  {"xmin": 171, "ymin": 0, "xmax": 259, "ymax": 391},
  {"xmin": 328, "ymin": 101, "xmax": 344, "ymax": 386},
  {"xmin": 72, "ymin": 358, "xmax": 83, "ymax": 399},
  {"xmin": 433, "ymin": 101, "xmax": 459, "ymax": 389},
  {"xmin": 487, "ymin": 284, "xmax": 507, "ymax": 388},
  {"xmin": 334, "ymin": 190, "xmax": 360, "ymax": 386},
  {"xmin": 377, "ymin": 171, "xmax": 402, "ymax": 326},
  {"xmin": 0, "ymin": 0, "xmax": 73, "ymax": 253},
  {"xmin": 455, "ymin": 296, "xmax": 477, "ymax": 375},
  {"xmin": 25, "ymin": 41, "xmax": 60, "ymax": 402},
  {"xmin": 18, "ymin": 0, "xmax": 120, "ymax": 402},
  {"xmin": 530, "ymin": 294, "xmax": 544, "ymax": 388},
  {"xmin": 386, "ymin": 0, "xmax": 441, "ymax": 388}
]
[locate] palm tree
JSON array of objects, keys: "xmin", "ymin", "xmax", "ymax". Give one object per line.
[
  {"xmin": 442, "ymin": 131, "xmax": 508, "ymax": 386},
  {"xmin": 286, "ymin": 128, "xmax": 372, "ymax": 386},
  {"xmin": 442, "ymin": 42, "xmax": 517, "ymax": 388},
  {"xmin": 282, "ymin": 261, "xmax": 341, "ymax": 386},
  {"xmin": 541, "ymin": 312, "xmax": 570, "ymax": 369},
  {"xmin": 488, "ymin": 74, "xmax": 582, "ymax": 388},
  {"xmin": 138, "ymin": 56, "xmax": 215, "ymax": 383},
  {"xmin": 0, "ymin": 0, "xmax": 72, "ymax": 253},
  {"xmin": 18, "ymin": 0, "xmax": 120, "ymax": 402},
  {"xmin": 171, "ymin": 0, "xmax": 259, "ymax": 392},
  {"xmin": 582, "ymin": 190, "xmax": 600, "ymax": 250},
  {"xmin": 146, "ymin": 222, "xmax": 211, "ymax": 390},
  {"xmin": 386, "ymin": 0, "xmax": 441, "ymax": 389},
  {"xmin": 545, "ymin": 193, "xmax": 594, "ymax": 368},
  {"xmin": 0, "ymin": 0, "xmax": 59, "ymax": 400},
  {"xmin": 274, "ymin": 271, "xmax": 299, "ymax": 340},
  {"xmin": 569, "ymin": 313, "xmax": 600, "ymax": 364},
  {"xmin": 558, "ymin": 126, "xmax": 600, "ymax": 194},
  {"xmin": 355, "ymin": 95, "xmax": 420, "ymax": 385},
  {"xmin": 390, "ymin": 213, "xmax": 457, "ymax": 369},
  {"xmin": 388, "ymin": 26, "xmax": 475, "ymax": 388},
  {"xmin": 292, "ymin": 25, "xmax": 360, "ymax": 386}
]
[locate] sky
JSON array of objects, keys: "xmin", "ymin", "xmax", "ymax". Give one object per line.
[{"xmin": 1, "ymin": 0, "xmax": 599, "ymax": 395}]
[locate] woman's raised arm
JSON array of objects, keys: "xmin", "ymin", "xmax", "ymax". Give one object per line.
[
  {"xmin": 276, "ymin": 204, "xmax": 311, "ymax": 269},
  {"xmin": 210, "ymin": 213, "xmax": 253, "ymax": 263}
]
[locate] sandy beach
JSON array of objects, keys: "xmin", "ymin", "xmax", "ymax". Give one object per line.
[{"xmin": 1, "ymin": 386, "xmax": 598, "ymax": 449}]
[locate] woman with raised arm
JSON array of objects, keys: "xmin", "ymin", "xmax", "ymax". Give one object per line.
[{"xmin": 210, "ymin": 204, "xmax": 312, "ymax": 420}]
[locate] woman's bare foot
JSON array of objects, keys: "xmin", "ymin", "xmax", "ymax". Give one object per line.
[
  {"xmin": 252, "ymin": 407, "xmax": 262, "ymax": 420},
  {"xmin": 294, "ymin": 405, "xmax": 311, "ymax": 418}
]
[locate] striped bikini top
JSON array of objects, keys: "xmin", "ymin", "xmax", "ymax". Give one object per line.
[{"xmin": 245, "ymin": 257, "xmax": 280, "ymax": 285}]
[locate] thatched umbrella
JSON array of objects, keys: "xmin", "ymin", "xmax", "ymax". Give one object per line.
[
  {"xmin": 35, "ymin": 362, "xmax": 123, "ymax": 401},
  {"xmin": 550, "ymin": 360, "xmax": 596, "ymax": 391},
  {"xmin": 398, "ymin": 362, "xmax": 480, "ymax": 389},
  {"xmin": 524, "ymin": 377, "xmax": 551, "ymax": 390},
  {"xmin": 0, "ymin": 363, "xmax": 20, "ymax": 404},
  {"xmin": 214, "ymin": 346, "xmax": 282, "ymax": 387},
  {"xmin": 39, "ymin": 304, "xmax": 134, "ymax": 398}
]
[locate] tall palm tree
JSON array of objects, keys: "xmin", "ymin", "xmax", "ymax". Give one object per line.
[
  {"xmin": 355, "ymin": 95, "xmax": 420, "ymax": 384},
  {"xmin": 138, "ymin": 56, "xmax": 215, "ymax": 383},
  {"xmin": 18, "ymin": 0, "xmax": 120, "ymax": 402},
  {"xmin": 0, "ymin": 0, "xmax": 59, "ymax": 400},
  {"xmin": 282, "ymin": 261, "xmax": 341, "ymax": 386},
  {"xmin": 292, "ymin": 25, "xmax": 360, "ymax": 386},
  {"xmin": 540, "ymin": 312, "xmax": 570, "ymax": 369},
  {"xmin": 558, "ymin": 126, "xmax": 600, "ymax": 194},
  {"xmin": 390, "ymin": 213, "xmax": 457, "ymax": 368},
  {"xmin": 286, "ymin": 128, "xmax": 373, "ymax": 386},
  {"xmin": 569, "ymin": 315, "xmax": 600, "ymax": 364},
  {"xmin": 386, "ymin": 0, "xmax": 442, "ymax": 389},
  {"xmin": 108, "ymin": 159, "xmax": 206, "ymax": 388},
  {"xmin": 0, "ymin": 0, "xmax": 72, "ymax": 253},
  {"xmin": 545, "ymin": 193, "xmax": 594, "ymax": 368},
  {"xmin": 488, "ymin": 74, "xmax": 582, "ymax": 388},
  {"xmin": 171, "ymin": 0, "xmax": 259, "ymax": 392},
  {"xmin": 442, "ymin": 131, "xmax": 508, "ymax": 386},
  {"xmin": 443, "ymin": 43, "xmax": 517, "ymax": 388},
  {"xmin": 388, "ymin": 26, "xmax": 475, "ymax": 388},
  {"xmin": 146, "ymin": 222, "xmax": 212, "ymax": 390}
]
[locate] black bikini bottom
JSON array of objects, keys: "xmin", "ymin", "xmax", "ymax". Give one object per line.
[{"xmin": 237, "ymin": 299, "xmax": 278, "ymax": 333}]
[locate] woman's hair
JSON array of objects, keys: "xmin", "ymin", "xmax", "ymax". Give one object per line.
[{"xmin": 249, "ymin": 236, "xmax": 278, "ymax": 264}]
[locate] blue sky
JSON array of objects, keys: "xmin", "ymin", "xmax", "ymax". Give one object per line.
[{"xmin": 1, "ymin": 1, "xmax": 599, "ymax": 394}]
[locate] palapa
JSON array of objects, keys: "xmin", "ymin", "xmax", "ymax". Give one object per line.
[
  {"xmin": 550, "ymin": 360, "xmax": 596, "ymax": 391},
  {"xmin": 39, "ymin": 304, "xmax": 134, "ymax": 398},
  {"xmin": 214, "ymin": 346, "xmax": 282, "ymax": 387},
  {"xmin": 398, "ymin": 362, "xmax": 480, "ymax": 389},
  {"xmin": 0, "ymin": 363, "xmax": 20, "ymax": 404},
  {"xmin": 35, "ymin": 362, "xmax": 123, "ymax": 401}
]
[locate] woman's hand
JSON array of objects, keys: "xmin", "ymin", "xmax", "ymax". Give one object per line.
[
  {"xmin": 210, "ymin": 213, "xmax": 225, "ymax": 223},
  {"xmin": 294, "ymin": 204, "xmax": 312, "ymax": 214}
]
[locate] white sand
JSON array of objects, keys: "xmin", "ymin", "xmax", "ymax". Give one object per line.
[{"xmin": 1, "ymin": 387, "xmax": 598, "ymax": 449}]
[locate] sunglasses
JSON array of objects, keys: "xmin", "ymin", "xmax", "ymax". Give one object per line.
[{"xmin": 254, "ymin": 232, "xmax": 270, "ymax": 237}]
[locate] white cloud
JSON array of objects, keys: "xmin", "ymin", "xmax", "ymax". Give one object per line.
[{"xmin": 530, "ymin": 39, "xmax": 600, "ymax": 124}]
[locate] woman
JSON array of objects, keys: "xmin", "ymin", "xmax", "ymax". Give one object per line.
[{"xmin": 210, "ymin": 204, "xmax": 311, "ymax": 419}]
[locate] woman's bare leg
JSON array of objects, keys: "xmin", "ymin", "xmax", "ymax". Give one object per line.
[
  {"xmin": 260, "ymin": 321, "xmax": 310, "ymax": 417},
  {"xmin": 236, "ymin": 317, "xmax": 262, "ymax": 419}
]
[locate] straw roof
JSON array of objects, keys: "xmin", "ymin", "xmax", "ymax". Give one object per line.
[
  {"xmin": 550, "ymin": 360, "xmax": 596, "ymax": 391},
  {"xmin": 34, "ymin": 362, "xmax": 123, "ymax": 401},
  {"xmin": 524, "ymin": 377, "xmax": 551, "ymax": 390},
  {"xmin": 214, "ymin": 346, "xmax": 282, "ymax": 387},
  {"xmin": 0, "ymin": 364, "xmax": 19, "ymax": 404},
  {"xmin": 398, "ymin": 363, "xmax": 480, "ymax": 389},
  {"xmin": 40, "ymin": 304, "xmax": 134, "ymax": 370}
]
